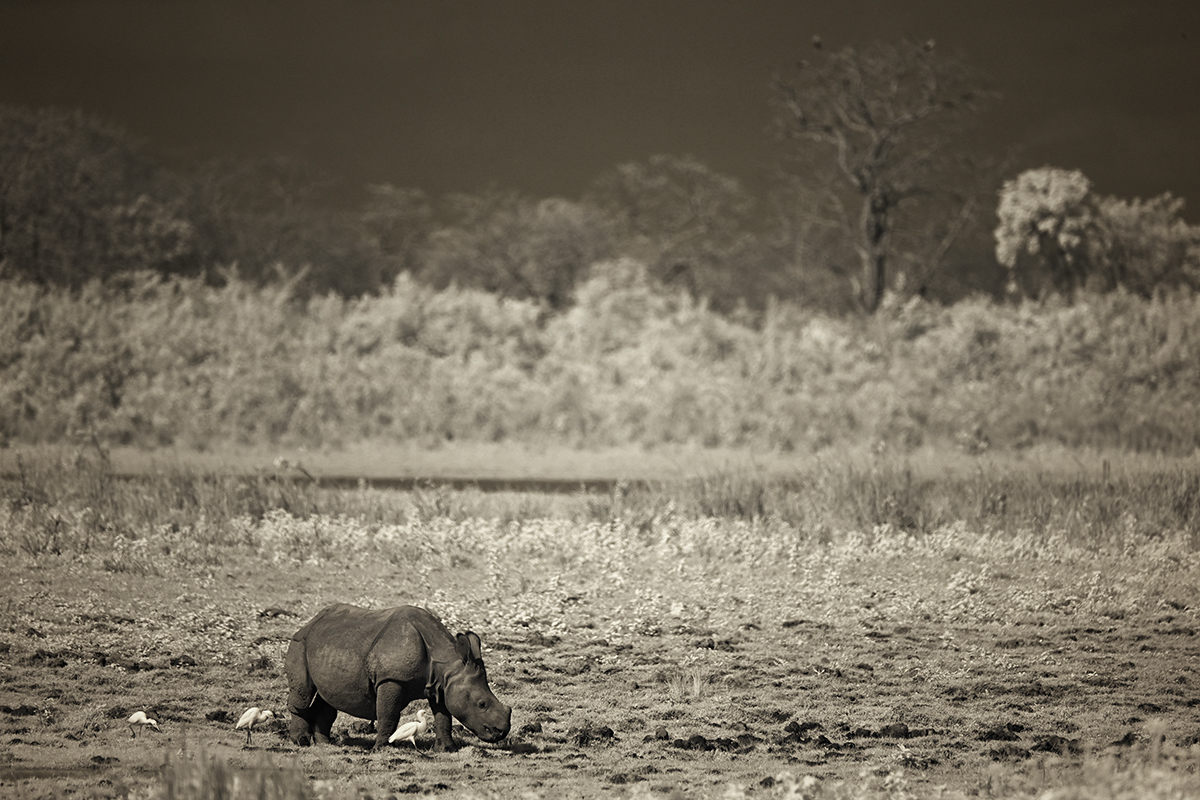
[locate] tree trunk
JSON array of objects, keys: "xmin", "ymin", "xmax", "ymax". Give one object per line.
[{"xmin": 858, "ymin": 192, "xmax": 891, "ymax": 314}]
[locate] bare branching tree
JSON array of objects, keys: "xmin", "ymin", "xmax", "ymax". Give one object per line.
[{"xmin": 774, "ymin": 39, "xmax": 990, "ymax": 312}]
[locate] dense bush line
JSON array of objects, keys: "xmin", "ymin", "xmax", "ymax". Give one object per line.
[{"xmin": 3, "ymin": 260, "xmax": 1200, "ymax": 453}]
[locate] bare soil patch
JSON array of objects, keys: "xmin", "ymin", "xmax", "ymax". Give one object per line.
[
  {"xmin": 3, "ymin": 523, "xmax": 1200, "ymax": 799},
  {"xmin": 3, "ymin": 449, "xmax": 1200, "ymax": 798}
]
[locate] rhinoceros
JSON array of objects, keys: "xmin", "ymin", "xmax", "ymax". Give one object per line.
[{"xmin": 284, "ymin": 604, "xmax": 511, "ymax": 750}]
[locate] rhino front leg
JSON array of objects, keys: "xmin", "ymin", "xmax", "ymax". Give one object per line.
[
  {"xmin": 374, "ymin": 682, "xmax": 405, "ymax": 750},
  {"xmin": 428, "ymin": 698, "xmax": 456, "ymax": 752}
]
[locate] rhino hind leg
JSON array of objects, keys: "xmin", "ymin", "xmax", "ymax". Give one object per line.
[
  {"xmin": 307, "ymin": 696, "xmax": 337, "ymax": 744},
  {"xmin": 285, "ymin": 636, "xmax": 337, "ymax": 745},
  {"xmin": 288, "ymin": 715, "xmax": 313, "ymax": 747},
  {"xmin": 287, "ymin": 696, "xmax": 337, "ymax": 746}
]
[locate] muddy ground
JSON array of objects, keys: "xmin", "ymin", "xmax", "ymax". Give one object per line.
[{"xmin": 3, "ymin": 512, "xmax": 1200, "ymax": 799}]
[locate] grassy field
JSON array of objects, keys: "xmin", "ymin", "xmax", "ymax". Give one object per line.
[{"xmin": 2, "ymin": 443, "xmax": 1200, "ymax": 799}]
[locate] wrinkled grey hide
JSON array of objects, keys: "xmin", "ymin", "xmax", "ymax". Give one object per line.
[{"xmin": 285, "ymin": 604, "xmax": 511, "ymax": 750}]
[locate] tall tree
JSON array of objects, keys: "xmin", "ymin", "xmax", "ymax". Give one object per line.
[
  {"xmin": 0, "ymin": 105, "xmax": 192, "ymax": 285},
  {"xmin": 774, "ymin": 39, "xmax": 989, "ymax": 313},
  {"xmin": 587, "ymin": 154, "xmax": 787, "ymax": 311}
]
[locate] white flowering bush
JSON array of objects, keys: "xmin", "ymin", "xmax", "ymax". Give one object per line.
[
  {"xmin": 996, "ymin": 167, "xmax": 1200, "ymax": 300},
  {"xmin": 995, "ymin": 168, "xmax": 1096, "ymax": 293}
]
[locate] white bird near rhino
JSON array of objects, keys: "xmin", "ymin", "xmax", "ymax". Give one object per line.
[
  {"xmin": 388, "ymin": 709, "xmax": 428, "ymax": 749},
  {"xmin": 127, "ymin": 711, "xmax": 160, "ymax": 737},
  {"xmin": 236, "ymin": 707, "xmax": 275, "ymax": 745}
]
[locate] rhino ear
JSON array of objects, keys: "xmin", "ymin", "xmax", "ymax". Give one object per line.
[{"xmin": 455, "ymin": 632, "xmax": 483, "ymax": 664}]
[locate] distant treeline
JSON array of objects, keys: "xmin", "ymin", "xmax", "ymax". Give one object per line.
[
  {"xmin": 5, "ymin": 100, "xmax": 1200, "ymax": 316},
  {"xmin": 3, "ymin": 263, "xmax": 1199, "ymax": 454},
  {"xmin": 0, "ymin": 103, "xmax": 1002, "ymax": 313}
]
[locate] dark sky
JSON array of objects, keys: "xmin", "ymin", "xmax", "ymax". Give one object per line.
[{"xmin": 2, "ymin": 0, "xmax": 1198, "ymax": 218}]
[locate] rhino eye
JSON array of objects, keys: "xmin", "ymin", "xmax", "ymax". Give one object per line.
[{"xmin": 478, "ymin": 699, "xmax": 488, "ymax": 710}]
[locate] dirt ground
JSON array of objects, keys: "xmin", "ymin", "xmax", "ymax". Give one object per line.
[{"xmin": 3, "ymin": 512, "xmax": 1200, "ymax": 799}]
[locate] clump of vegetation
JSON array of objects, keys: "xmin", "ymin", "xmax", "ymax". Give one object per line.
[
  {"xmin": 4, "ymin": 268, "xmax": 1200, "ymax": 454},
  {"xmin": 996, "ymin": 167, "xmax": 1200, "ymax": 299},
  {"xmin": 5, "ymin": 443, "xmax": 1199, "ymax": 563},
  {"xmin": 159, "ymin": 749, "xmax": 313, "ymax": 800}
]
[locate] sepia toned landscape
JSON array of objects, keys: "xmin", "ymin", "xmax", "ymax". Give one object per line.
[{"xmin": 4, "ymin": 5, "xmax": 1200, "ymax": 797}]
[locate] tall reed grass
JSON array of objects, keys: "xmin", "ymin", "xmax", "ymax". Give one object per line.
[{"xmin": 3, "ymin": 443, "xmax": 1197, "ymax": 561}]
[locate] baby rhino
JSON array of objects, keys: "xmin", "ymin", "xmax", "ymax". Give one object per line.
[{"xmin": 285, "ymin": 604, "xmax": 511, "ymax": 750}]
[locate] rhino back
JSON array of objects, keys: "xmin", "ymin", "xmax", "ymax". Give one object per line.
[
  {"xmin": 298, "ymin": 605, "xmax": 405, "ymax": 717},
  {"xmin": 366, "ymin": 606, "xmax": 457, "ymax": 682},
  {"xmin": 298, "ymin": 604, "xmax": 448, "ymax": 720}
]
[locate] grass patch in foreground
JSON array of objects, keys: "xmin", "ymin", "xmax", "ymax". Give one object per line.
[
  {"xmin": 159, "ymin": 749, "xmax": 313, "ymax": 800},
  {"xmin": 152, "ymin": 736, "xmax": 1200, "ymax": 800},
  {"xmin": 2, "ymin": 442, "xmax": 1200, "ymax": 799}
]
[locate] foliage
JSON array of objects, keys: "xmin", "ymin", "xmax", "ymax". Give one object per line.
[
  {"xmin": 408, "ymin": 188, "xmax": 617, "ymax": 309},
  {"xmin": 0, "ymin": 105, "xmax": 387, "ymax": 296},
  {"xmin": 995, "ymin": 167, "xmax": 1102, "ymax": 297},
  {"xmin": 180, "ymin": 155, "xmax": 387, "ymax": 297},
  {"xmin": 1091, "ymin": 192, "xmax": 1200, "ymax": 296},
  {"xmin": 996, "ymin": 167, "xmax": 1200, "ymax": 299},
  {"xmin": 587, "ymin": 155, "xmax": 787, "ymax": 311},
  {"xmin": 359, "ymin": 183, "xmax": 433, "ymax": 284},
  {"xmin": 2, "ymin": 95, "xmax": 1017, "ymax": 313},
  {"xmin": 4, "ymin": 269, "xmax": 1200, "ymax": 453},
  {"xmin": 0, "ymin": 104, "xmax": 194, "ymax": 285}
]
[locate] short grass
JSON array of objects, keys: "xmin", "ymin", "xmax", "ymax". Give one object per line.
[{"xmin": 2, "ymin": 443, "xmax": 1200, "ymax": 799}]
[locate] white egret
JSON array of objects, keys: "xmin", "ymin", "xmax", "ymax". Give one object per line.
[
  {"xmin": 388, "ymin": 709, "xmax": 429, "ymax": 749},
  {"xmin": 127, "ymin": 711, "xmax": 160, "ymax": 738},
  {"xmin": 235, "ymin": 707, "xmax": 276, "ymax": 745}
]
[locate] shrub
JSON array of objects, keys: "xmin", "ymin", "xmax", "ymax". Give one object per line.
[
  {"xmin": 996, "ymin": 166, "xmax": 1200, "ymax": 300},
  {"xmin": 4, "ymin": 267, "xmax": 1200, "ymax": 452}
]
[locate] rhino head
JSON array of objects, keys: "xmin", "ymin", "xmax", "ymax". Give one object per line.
[{"xmin": 434, "ymin": 631, "xmax": 511, "ymax": 743}]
